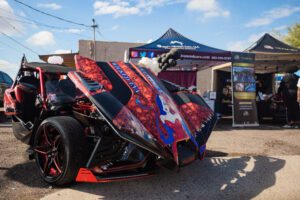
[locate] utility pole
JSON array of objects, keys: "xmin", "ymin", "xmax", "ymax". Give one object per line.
[{"xmin": 91, "ymin": 19, "xmax": 98, "ymax": 60}]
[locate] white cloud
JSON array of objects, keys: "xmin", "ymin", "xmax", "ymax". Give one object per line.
[
  {"xmin": 227, "ymin": 32, "xmax": 266, "ymax": 51},
  {"xmin": 111, "ymin": 24, "xmax": 119, "ymax": 31},
  {"xmin": 186, "ymin": 0, "xmax": 230, "ymax": 21},
  {"xmin": 245, "ymin": 18, "xmax": 272, "ymax": 27},
  {"xmin": 0, "ymin": 0, "xmax": 25, "ymax": 35},
  {"xmin": 136, "ymin": 0, "xmax": 185, "ymax": 15},
  {"xmin": 27, "ymin": 31, "xmax": 55, "ymax": 47},
  {"xmin": 273, "ymin": 25, "xmax": 288, "ymax": 32},
  {"xmin": 245, "ymin": 6, "xmax": 300, "ymax": 28},
  {"xmin": 51, "ymin": 28, "xmax": 84, "ymax": 34},
  {"xmin": 37, "ymin": 3, "xmax": 62, "ymax": 10},
  {"xmin": 94, "ymin": 1, "xmax": 139, "ymax": 18},
  {"xmin": 93, "ymin": 0, "xmax": 184, "ymax": 18},
  {"xmin": 54, "ymin": 49, "xmax": 72, "ymax": 54},
  {"xmin": 65, "ymin": 28, "xmax": 84, "ymax": 33},
  {"xmin": 147, "ymin": 39, "xmax": 153, "ymax": 43},
  {"xmin": 0, "ymin": 59, "xmax": 18, "ymax": 78}
]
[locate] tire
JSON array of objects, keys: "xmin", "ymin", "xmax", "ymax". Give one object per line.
[{"xmin": 33, "ymin": 116, "xmax": 87, "ymax": 186}]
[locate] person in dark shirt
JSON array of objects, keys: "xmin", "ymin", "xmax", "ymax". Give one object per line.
[
  {"xmin": 279, "ymin": 66, "xmax": 300, "ymax": 128},
  {"xmin": 256, "ymin": 80, "xmax": 265, "ymax": 122}
]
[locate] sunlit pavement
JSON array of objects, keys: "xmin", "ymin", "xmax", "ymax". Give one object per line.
[{"xmin": 41, "ymin": 155, "xmax": 300, "ymax": 200}]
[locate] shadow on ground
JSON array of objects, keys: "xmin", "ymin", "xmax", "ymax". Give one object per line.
[
  {"xmin": 33, "ymin": 156, "xmax": 286, "ymax": 200},
  {"xmin": 4, "ymin": 156, "xmax": 286, "ymax": 200},
  {"xmin": 3, "ymin": 161, "xmax": 48, "ymax": 188},
  {"xmin": 2, "ymin": 146, "xmax": 286, "ymax": 200}
]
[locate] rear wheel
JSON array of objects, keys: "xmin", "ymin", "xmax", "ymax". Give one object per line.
[{"xmin": 33, "ymin": 116, "xmax": 87, "ymax": 186}]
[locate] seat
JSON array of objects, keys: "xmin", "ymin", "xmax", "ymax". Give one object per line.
[
  {"xmin": 14, "ymin": 76, "xmax": 39, "ymax": 122},
  {"xmin": 58, "ymin": 79, "xmax": 76, "ymax": 98}
]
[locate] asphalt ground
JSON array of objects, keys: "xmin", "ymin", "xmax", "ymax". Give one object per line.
[
  {"xmin": 42, "ymin": 155, "xmax": 299, "ymax": 200},
  {"xmin": 0, "ymin": 121, "xmax": 299, "ymax": 200}
]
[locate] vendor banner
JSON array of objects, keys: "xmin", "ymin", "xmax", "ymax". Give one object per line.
[{"xmin": 231, "ymin": 52, "xmax": 259, "ymax": 127}]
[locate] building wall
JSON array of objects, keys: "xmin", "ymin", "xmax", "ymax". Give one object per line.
[
  {"xmin": 79, "ymin": 40, "xmax": 144, "ymax": 62},
  {"xmin": 196, "ymin": 68, "xmax": 213, "ymax": 94}
]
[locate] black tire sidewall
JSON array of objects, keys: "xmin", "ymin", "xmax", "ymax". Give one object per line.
[{"xmin": 34, "ymin": 116, "xmax": 87, "ymax": 186}]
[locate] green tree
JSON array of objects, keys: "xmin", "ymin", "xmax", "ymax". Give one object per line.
[{"xmin": 285, "ymin": 23, "xmax": 300, "ymax": 48}]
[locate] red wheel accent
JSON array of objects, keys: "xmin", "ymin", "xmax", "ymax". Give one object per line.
[
  {"xmin": 34, "ymin": 124, "xmax": 64, "ymax": 179},
  {"xmin": 34, "ymin": 116, "xmax": 87, "ymax": 185}
]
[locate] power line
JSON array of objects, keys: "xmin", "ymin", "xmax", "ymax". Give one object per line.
[
  {"xmin": 14, "ymin": 0, "xmax": 91, "ymax": 28},
  {"xmin": 0, "ymin": 14, "xmax": 92, "ymax": 40},
  {"xmin": 0, "ymin": 6, "xmax": 103, "ymax": 40},
  {"xmin": 0, "ymin": 16, "xmax": 26, "ymax": 36},
  {"xmin": 96, "ymin": 29, "xmax": 104, "ymax": 38},
  {"xmin": 1, "ymin": 14, "xmax": 75, "ymax": 30},
  {"xmin": 0, "ymin": 31, "xmax": 39, "ymax": 55},
  {"xmin": 0, "ymin": 40, "xmax": 23, "ymax": 53},
  {"xmin": 0, "ymin": 7, "xmax": 92, "ymax": 32}
]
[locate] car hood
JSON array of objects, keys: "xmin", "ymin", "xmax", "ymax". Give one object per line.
[{"xmin": 69, "ymin": 55, "xmax": 214, "ymax": 164}]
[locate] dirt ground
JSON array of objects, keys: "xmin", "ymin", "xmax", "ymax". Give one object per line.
[{"xmin": 0, "ymin": 122, "xmax": 299, "ymax": 200}]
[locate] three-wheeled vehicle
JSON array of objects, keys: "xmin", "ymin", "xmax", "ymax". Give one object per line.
[{"xmin": 4, "ymin": 55, "xmax": 216, "ymax": 185}]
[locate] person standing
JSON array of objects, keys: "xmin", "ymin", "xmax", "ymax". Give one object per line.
[
  {"xmin": 298, "ymin": 78, "xmax": 300, "ymax": 103},
  {"xmin": 296, "ymin": 70, "xmax": 300, "ymax": 103},
  {"xmin": 256, "ymin": 80, "xmax": 265, "ymax": 123},
  {"xmin": 280, "ymin": 66, "xmax": 300, "ymax": 128}
]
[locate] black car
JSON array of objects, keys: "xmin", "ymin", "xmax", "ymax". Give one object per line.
[{"xmin": 0, "ymin": 71, "xmax": 13, "ymax": 121}]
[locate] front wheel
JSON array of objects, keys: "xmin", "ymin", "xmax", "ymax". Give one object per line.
[{"xmin": 33, "ymin": 116, "xmax": 87, "ymax": 186}]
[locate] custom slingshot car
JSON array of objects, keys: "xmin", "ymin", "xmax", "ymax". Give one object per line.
[{"xmin": 4, "ymin": 54, "xmax": 217, "ymax": 185}]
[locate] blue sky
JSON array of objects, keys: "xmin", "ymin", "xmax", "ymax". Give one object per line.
[{"xmin": 0, "ymin": 0, "xmax": 300, "ymax": 77}]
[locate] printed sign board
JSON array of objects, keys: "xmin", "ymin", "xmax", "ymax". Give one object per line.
[{"xmin": 231, "ymin": 52, "xmax": 259, "ymax": 127}]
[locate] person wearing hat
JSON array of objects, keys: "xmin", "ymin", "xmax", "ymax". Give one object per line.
[{"xmin": 279, "ymin": 66, "xmax": 300, "ymax": 128}]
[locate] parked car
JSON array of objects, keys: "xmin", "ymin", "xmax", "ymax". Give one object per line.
[
  {"xmin": 4, "ymin": 55, "xmax": 216, "ymax": 185},
  {"xmin": 0, "ymin": 71, "xmax": 13, "ymax": 121}
]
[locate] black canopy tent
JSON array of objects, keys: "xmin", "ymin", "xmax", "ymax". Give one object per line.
[
  {"xmin": 212, "ymin": 33, "xmax": 300, "ymax": 124},
  {"xmin": 213, "ymin": 33, "xmax": 300, "ymax": 73},
  {"xmin": 246, "ymin": 33, "xmax": 300, "ymax": 53},
  {"xmin": 245, "ymin": 33, "xmax": 300, "ymax": 73}
]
